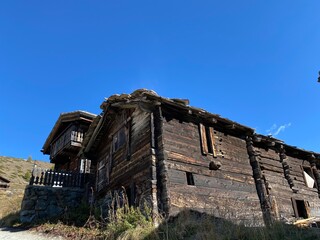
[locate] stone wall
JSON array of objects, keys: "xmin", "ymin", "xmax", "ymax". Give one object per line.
[{"xmin": 20, "ymin": 185, "xmax": 85, "ymax": 223}]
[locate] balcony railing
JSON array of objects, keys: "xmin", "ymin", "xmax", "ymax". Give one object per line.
[
  {"xmin": 50, "ymin": 126, "xmax": 84, "ymax": 159},
  {"xmin": 29, "ymin": 168, "xmax": 92, "ymax": 188}
]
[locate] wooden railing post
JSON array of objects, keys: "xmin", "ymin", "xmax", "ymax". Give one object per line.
[
  {"xmin": 29, "ymin": 172, "xmax": 35, "ymax": 185},
  {"xmin": 39, "ymin": 169, "xmax": 44, "ymax": 185}
]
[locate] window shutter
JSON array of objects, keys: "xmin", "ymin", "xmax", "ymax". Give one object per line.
[
  {"xmin": 209, "ymin": 127, "xmax": 217, "ymax": 157},
  {"xmin": 97, "ymin": 159, "xmax": 106, "ymax": 191},
  {"xmin": 85, "ymin": 159, "xmax": 91, "ymax": 173},
  {"xmin": 106, "ymin": 154, "xmax": 110, "ymax": 184},
  {"xmin": 199, "ymin": 123, "xmax": 208, "ymax": 155},
  {"xmin": 127, "ymin": 120, "xmax": 132, "ymax": 160},
  {"xmin": 291, "ymin": 198, "xmax": 298, "ymax": 218},
  {"xmin": 80, "ymin": 159, "xmax": 84, "ymax": 173},
  {"xmin": 304, "ymin": 201, "xmax": 311, "ymax": 218}
]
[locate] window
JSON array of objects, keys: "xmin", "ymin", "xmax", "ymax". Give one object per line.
[
  {"xmin": 199, "ymin": 123, "xmax": 216, "ymax": 157},
  {"xmin": 113, "ymin": 127, "xmax": 126, "ymax": 153},
  {"xmin": 186, "ymin": 172, "xmax": 195, "ymax": 185},
  {"xmin": 302, "ymin": 166, "xmax": 317, "ymax": 189},
  {"xmin": 97, "ymin": 159, "xmax": 106, "ymax": 191},
  {"xmin": 96, "ymin": 153, "xmax": 111, "ymax": 192},
  {"xmin": 80, "ymin": 159, "xmax": 91, "ymax": 173},
  {"xmin": 292, "ymin": 198, "xmax": 309, "ymax": 219}
]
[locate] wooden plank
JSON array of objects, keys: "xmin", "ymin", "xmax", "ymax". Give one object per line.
[
  {"xmin": 209, "ymin": 127, "xmax": 217, "ymax": 157},
  {"xmin": 199, "ymin": 123, "xmax": 208, "ymax": 155},
  {"xmin": 169, "ymin": 183, "xmax": 260, "ymax": 201},
  {"xmin": 166, "ymin": 159, "xmax": 254, "ymax": 177}
]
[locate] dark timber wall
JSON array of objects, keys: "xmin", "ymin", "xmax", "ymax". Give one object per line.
[
  {"xmin": 253, "ymin": 144, "xmax": 320, "ymax": 221},
  {"xmin": 161, "ymin": 117, "xmax": 264, "ymax": 226},
  {"xmin": 95, "ymin": 108, "xmax": 154, "ymax": 209}
]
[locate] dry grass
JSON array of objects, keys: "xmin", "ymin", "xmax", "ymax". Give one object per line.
[
  {"xmin": 30, "ymin": 191, "xmax": 320, "ymax": 240},
  {"xmin": 0, "ymin": 156, "xmax": 52, "ymax": 226},
  {"xmin": 32, "ymin": 207, "xmax": 320, "ymax": 240}
]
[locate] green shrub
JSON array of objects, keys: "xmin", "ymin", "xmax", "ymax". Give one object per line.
[{"xmin": 23, "ymin": 170, "xmax": 31, "ymax": 181}]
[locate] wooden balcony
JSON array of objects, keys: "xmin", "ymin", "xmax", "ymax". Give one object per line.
[
  {"xmin": 50, "ymin": 125, "xmax": 84, "ymax": 160},
  {"xmin": 29, "ymin": 168, "xmax": 93, "ymax": 188}
]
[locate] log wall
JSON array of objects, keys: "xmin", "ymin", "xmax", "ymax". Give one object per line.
[
  {"xmin": 162, "ymin": 117, "xmax": 264, "ymax": 226},
  {"xmin": 253, "ymin": 144, "xmax": 320, "ymax": 221},
  {"xmin": 95, "ymin": 107, "xmax": 153, "ymax": 207}
]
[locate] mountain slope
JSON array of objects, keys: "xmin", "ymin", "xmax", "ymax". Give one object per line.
[{"xmin": 0, "ymin": 156, "xmax": 53, "ymax": 223}]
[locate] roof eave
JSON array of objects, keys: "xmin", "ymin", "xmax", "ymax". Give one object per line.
[{"xmin": 41, "ymin": 111, "xmax": 96, "ymax": 155}]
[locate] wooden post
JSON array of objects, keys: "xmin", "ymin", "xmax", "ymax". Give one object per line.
[
  {"xmin": 278, "ymin": 145, "xmax": 295, "ymax": 189},
  {"xmin": 29, "ymin": 171, "xmax": 35, "ymax": 185},
  {"xmin": 153, "ymin": 106, "xmax": 171, "ymax": 218},
  {"xmin": 39, "ymin": 169, "xmax": 44, "ymax": 185},
  {"xmin": 246, "ymin": 136, "xmax": 273, "ymax": 226}
]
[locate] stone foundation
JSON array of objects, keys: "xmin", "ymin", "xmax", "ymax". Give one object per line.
[{"xmin": 20, "ymin": 185, "xmax": 85, "ymax": 223}]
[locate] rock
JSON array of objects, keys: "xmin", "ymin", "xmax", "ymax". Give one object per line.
[
  {"xmin": 37, "ymin": 211, "xmax": 48, "ymax": 220},
  {"xmin": 21, "ymin": 200, "xmax": 35, "ymax": 210},
  {"xmin": 20, "ymin": 210, "xmax": 36, "ymax": 223},
  {"xmin": 35, "ymin": 199, "xmax": 48, "ymax": 211},
  {"xmin": 38, "ymin": 195, "xmax": 48, "ymax": 200},
  {"xmin": 47, "ymin": 205, "xmax": 64, "ymax": 218}
]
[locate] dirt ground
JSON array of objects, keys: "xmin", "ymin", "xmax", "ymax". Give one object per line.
[{"xmin": 0, "ymin": 227, "xmax": 65, "ymax": 240}]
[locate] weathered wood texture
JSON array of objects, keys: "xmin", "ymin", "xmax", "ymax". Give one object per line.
[
  {"xmin": 253, "ymin": 145, "xmax": 320, "ymax": 220},
  {"xmin": 95, "ymin": 108, "xmax": 153, "ymax": 206},
  {"xmin": 162, "ymin": 118, "xmax": 264, "ymax": 226},
  {"xmin": 55, "ymin": 157, "xmax": 79, "ymax": 172}
]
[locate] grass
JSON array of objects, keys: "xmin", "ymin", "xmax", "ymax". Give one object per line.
[
  {"xmin": 0, "ymin": 156, "xmax": 53, "ymax": 226},
  {"xmin": 30, "ymin": 206, "xmax": 320, "ymax": 240},
  {"xmin": 26, "ymin": 192, "xmax": 320, "ymax": 240},
  {"xmin": 0, "ymin": 190, "xmax": 23, "ymax": 227}
]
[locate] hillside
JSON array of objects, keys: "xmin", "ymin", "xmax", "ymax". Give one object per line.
[{"xmin": 0, "ymin": 156, "xmax": 53, "ymax": 224}]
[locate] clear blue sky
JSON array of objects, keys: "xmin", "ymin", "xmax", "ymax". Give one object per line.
[{"xmin": 1, "ymin": 1, "xmax": 320, "ymax": 162}]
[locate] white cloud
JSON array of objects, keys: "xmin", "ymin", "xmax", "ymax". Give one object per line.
[
  {"xmin": 266, "ymin": 123, "xmax": 291, "ymax": 136},
  {"xmin": 266, "ymin": 124, "xmax": 277, "ymax": 134}
]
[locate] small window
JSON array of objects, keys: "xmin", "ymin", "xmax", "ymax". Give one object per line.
[
  {"xmin": 302, "ymin": 166, "xmax": 317, "ymax": 189},
  {"xmin": 186, "ymin": 172, "xmax": 195, "ymax": 185},
  {"xmin": 113, "ymin": 127, "xmax": 126, "ymax": 152},
  {"xmin": 292, "ymin": 198, "xmax": 309, "ymax": 219},
  {"xmin": 199, "ymin": 123, "xmax": 216, "ymax": 157}
]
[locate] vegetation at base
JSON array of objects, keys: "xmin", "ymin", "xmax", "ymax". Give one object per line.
[{"xmin": 30, "ymin": 199, "xmax": 320, "ymax": 240}]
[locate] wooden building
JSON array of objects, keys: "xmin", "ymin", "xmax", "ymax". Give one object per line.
[
  {"xmin": 42, "ymin": 89, "xmax": 320, "ymax": 226},
  {"xmin": 0, "ymin": 175, "xmax": 10, "ymax": 189},
  {"xmin": 41, "ymin": 111, "xmax": 96, "ymax": 171}
]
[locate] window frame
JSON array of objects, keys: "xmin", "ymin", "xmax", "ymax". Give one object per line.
[
  {"xmin": 112, "ymin": 126, "xmax": 127, "ymax": 153},
  {"xmin": 186, "ymin": 172, "xmax": 195, "ymax": 186},
  {"xmin": 199, "ymin": 123, "xmax": 217, "ymax": 157},
  {"xmin": 291, "ymin": 197, "xmax": 309, "ymax": 219},
  {"xmin": 302, "ymin": 166, "xmax": 317, "ymax": 189}
]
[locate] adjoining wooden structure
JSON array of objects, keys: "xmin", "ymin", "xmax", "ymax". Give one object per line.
[
  {"xmin": 0, "ymin": 175, "xmax": 10, "ymax": 189},
  {"xmin": 42, "ymin": 89, "xmax": 320, "ymax": 226},
  {"xmin": 41, "ymin": 111, "xmax": 96, "ymax": 171}
]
